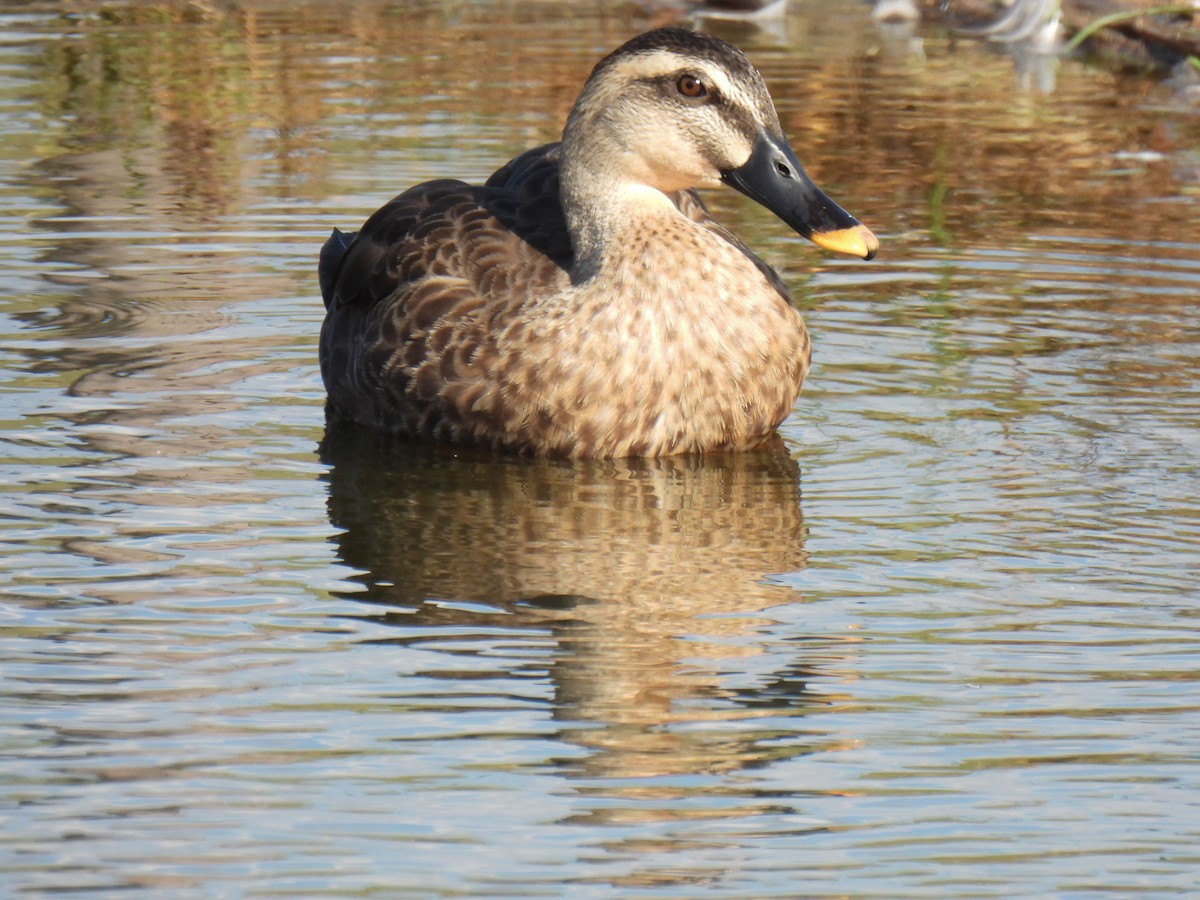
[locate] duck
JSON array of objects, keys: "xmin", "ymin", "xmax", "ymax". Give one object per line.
[{"xmin": 319, "ymin": 27, "xmax": 877, "ymax": 458}]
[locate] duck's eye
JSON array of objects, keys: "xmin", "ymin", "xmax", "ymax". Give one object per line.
[{"xmin": 676, "ymin": 74, "xmax": 707, "ymax": 99}]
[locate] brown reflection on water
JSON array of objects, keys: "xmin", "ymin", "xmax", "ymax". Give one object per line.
[
  {"xmin": 321, "ymin": 426, "xmax": 851, "ymax": 784},
  {"xmin": 20, "ymin": 1, "xmax": 1197, "ymax": 238}
]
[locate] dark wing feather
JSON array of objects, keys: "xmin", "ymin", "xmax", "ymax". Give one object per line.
[
  {"xmin": 318, "ymin": 145, "xmax": 574, "ymax": 444},
  {"xmin": 320, "ymin": 179, "xmax": 477, "ymax": 312}
]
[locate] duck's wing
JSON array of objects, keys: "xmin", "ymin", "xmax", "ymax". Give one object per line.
[
  {"xmin": 319, "ymin": 179, "xmax": 468, "ymax": 311},
  {"xmin": 320, "ymin": 144, "xmax": 571, "ymax": 312},
  {"xmin": 318, "ymin": 144, "xmax": 573, "ymax": 442}
]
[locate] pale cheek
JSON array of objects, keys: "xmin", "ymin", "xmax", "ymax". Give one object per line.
[
  {"xmin": 648, "ymin": 158, "xmax": 721, "ymax": 192},
  {"xmin": 634, "ymin": 137, "xmax": 719, "ymax": 192}
]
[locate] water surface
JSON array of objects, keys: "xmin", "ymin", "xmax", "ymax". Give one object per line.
[{"xmin": 2, "ymin": 1, "xmax": 1199, "ymax": 896}]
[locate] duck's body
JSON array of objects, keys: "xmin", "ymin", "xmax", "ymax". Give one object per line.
[{"xmin": 319, "ymin": 28, "xmax": 876, "ymax": 458}]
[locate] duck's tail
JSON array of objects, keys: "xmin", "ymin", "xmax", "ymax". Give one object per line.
[{"xmin": 319, "ymin": 228, "xmax": 357, "ymax": 309}]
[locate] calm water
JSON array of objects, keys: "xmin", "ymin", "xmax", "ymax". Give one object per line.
[{"xmin": 2, "ymin": 1, "xmax": 1199, "ymax": 896}]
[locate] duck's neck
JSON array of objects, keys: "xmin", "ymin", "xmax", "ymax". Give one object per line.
[{"xmin": 559, "ymin": 125, "xmax": 679, "ymax": 284}]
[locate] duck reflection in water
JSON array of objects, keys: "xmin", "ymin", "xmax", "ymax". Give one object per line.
[{"xmin": 321, "ymin": 424, "xmax": 852, "ymax": 788}]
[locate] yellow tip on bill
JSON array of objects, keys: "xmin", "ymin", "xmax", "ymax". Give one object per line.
[{"xmin": 810, "ymin": 224, "xmax": 879, "ymax": 260}]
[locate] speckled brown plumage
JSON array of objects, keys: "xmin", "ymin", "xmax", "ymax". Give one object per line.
[{"xmin": 319, "ymin": 28, "xmax": 875, "ymax": 458}]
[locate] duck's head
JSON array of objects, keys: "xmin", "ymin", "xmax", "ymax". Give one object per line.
[{"xmin": 561, "ymin": 28, "xmax": 877, "ymax": 260}]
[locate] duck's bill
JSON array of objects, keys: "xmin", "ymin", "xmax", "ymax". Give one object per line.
[
  {"xmin": 721, "ymin": 131, "xmax": 878, "ymax": 261},
  {"xmin": 808, "ymin": 224, "xmax": 879, "ymax": 260}
]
